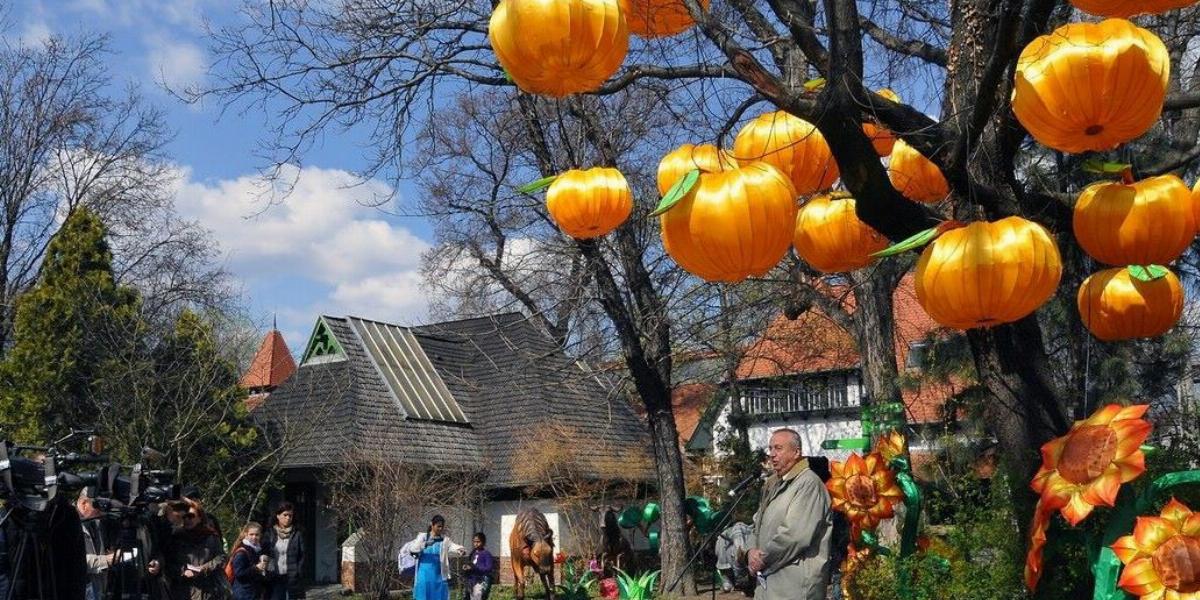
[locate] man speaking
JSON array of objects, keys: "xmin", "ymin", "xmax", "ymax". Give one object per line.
[{"xmin": 746, "ymin": 428, "xmax": 832, "ymax": 600}]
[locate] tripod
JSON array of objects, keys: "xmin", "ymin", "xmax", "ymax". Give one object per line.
[
  {"xmin": 664, "ymin": 480, "xmax": 757, "ymax": 598},
  {"xmin": 1, "ymin": 498, "xmax": 86, "ymax": 600}
]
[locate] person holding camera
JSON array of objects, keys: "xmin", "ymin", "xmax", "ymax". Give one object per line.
[
  {"xmin": 228, "ymin": 522, "xmax": 269, "ymax": 600},
  {"xmin": 261, "ymin": 502, "xmax": 305, "ymax": 600},
  {"xmin": 165, "ymin": 500, "xmax": 227, "ymax": 600},
  {"xmin": 402, "ymin": 516, "xmax": 467, "ymax": 600},
  {"xmin": 77, "ymin": 489, "xmax": 114, "ymax": 600}
]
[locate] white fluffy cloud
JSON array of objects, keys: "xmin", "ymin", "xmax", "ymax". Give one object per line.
[
  {"xmin": 173, "ymin": 165, "xmax": 434, "ymax": 343},
  {"xmin": 144, "ymin": 35, "xmax": 207, "ymax": 91}
]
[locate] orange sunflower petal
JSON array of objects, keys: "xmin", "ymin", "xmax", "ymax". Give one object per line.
[
  {"xmin": 1132, "ymin": 516, "xmax": 1177, "ymax": 552},
  {"xmin": 1039, "ymin": 435, "xmax": 1070, "ymax": 468},
  {"xmin": 1062, "ymin": 492, "xmax": 1097, "ymax": 526},
  {"xmin": 1110, "ymin": 418, "xmax": 1153, "ymax": 459},
  {"xmin": 1084, "ymin": 404, "xmax": 1126, "ymax": 426},
  {"xmin": 1080, "ymin": 464, "xmax": 1123, "ymax": 508},
  {"xmin": 1111, "ymin": 404, "xmax": 1150, "ymax": 423},
  {"xmin": 831, "ymin": 460, "xmax": 846, "ymax": 479},
  {"xmin": 1117, "ymin": 557, "xmax": 1166, "ymax": 597},
  {"xmin": 1160, "ymin": 498, "xmax": 1194, "ymax": 530},
  {"xmin": 1112, "ymin": 533, "xmax": 1144, "ymax": 564},
  {"xmin": 1181, "ymin": 512, "xmax": 1200, "ymax": 537},
  {"xmin": 1116, "ymin": 452, "xmax": 1147, "ymax": 483},
  {"xmin": 1025, "ymin": 501, "xmax": 1054, "ymax": 591},
  {"xmin": 845, "ymin": 453, "xmax": 867, "ymax": 473}
]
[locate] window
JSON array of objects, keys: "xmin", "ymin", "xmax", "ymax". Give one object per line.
[
  {"xmin": 906, "ymin": 341, "xmax": 930, "ymax": 370},
  {"xmin": 740, "ymin": 372, "xmax": 864, "ymax": 416}
]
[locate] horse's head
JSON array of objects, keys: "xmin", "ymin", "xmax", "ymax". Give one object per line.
[{"xmin": 527, "ymin": 532, "xmax": 555, "ymax": 573}]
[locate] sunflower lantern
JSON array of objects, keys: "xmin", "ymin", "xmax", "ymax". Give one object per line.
[
  {"xmin": 792, "ymin": 193, "xmax": 889, "ymax": 273},
  {"xmin": 489, "ymin": 0, "xmax": 629, "ymax": 98},
  {"xmin": 1012, "ymin": 19, "xmax": 1169, "ymax": 153},
  {"xmin": 888, "ymin": 139, "xmax": 949, "ymax": 203},
  {"xmin": 912, "ymin": 217, "xmax": 1063, "ymax": 330},
  {"xmin": 545, "ymin": 167, "xmax": 633, "ymax": 239},
  {"xmin": 1073, "ymin": 174, "xmax": 1196, "ymax": 267},
  {"xmin": 733, "ymin": 111, "xmax": 839, "ymax": 195},
  {"xmin": 658, "ymin": 162, "xmax": 798, "ymax": 282},
  {"xmin": 1078, "ymin": 266, "xmax": 1184, "ymax": 342},
  {"xmin": 1112, "ymin": 498, "xmax": 1200, "ymax": 600},
  {"xmin": 827, "ymin": 452, "xmax": 905, "ymax": 534}
]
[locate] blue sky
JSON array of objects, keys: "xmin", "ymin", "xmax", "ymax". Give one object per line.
[{"xmin": 11, "ymin": 0, "xmax": 438, "ymax": 352}]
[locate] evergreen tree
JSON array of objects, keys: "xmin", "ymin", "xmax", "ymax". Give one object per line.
[{"xmin": 0, "ymin": 208, "xmax": 140, "ymax": 442}]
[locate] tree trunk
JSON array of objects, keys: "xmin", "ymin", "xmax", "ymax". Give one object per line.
[{"xmin": 850, "ymin": 262, "xmax": 908, "ymax": 408}]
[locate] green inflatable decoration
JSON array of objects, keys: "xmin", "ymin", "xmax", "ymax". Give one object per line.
[
  {"xmin": 642, "ymin": 502, "xmax": 661, "ymax": 526},
  {"xmin": 618, "ymin": 506, "xmax": 642, "ymax": 529},
  {"xmin": 648, "ymin": 530, "xmax": 660, "ymax": 553}
]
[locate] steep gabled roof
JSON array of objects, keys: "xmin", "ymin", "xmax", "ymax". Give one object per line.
[
  {"xmin": 258, "ymin": 312, "xmax": 654, "ymax": 488},
  {"xmin": 240, "ymin": 330, "xmax": 297, "ymax": 391}
]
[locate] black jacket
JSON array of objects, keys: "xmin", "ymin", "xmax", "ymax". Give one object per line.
[{"xmin": 261, "ymin": 527, "xmax": 305, "ymax": 583}]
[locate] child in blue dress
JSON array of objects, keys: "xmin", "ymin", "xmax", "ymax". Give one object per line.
[{"xmin": 403, "ymin": 516, "xmax": 466, "ymax": 600}]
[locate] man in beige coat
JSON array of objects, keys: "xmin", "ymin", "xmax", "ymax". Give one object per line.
[{"xmin": 747, "ymin": 429, "xmax": 832, "ymax": 600}]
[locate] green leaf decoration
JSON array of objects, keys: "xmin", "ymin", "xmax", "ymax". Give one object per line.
[
  {"xmin": 502, "ymin": 67, "xmax": 513, "ymax": 83},
  {"xmin": 517, "ymin": 175, "xmax": 558, "ymax": 194},
  {"xmin": 870, "ymin": 226, "xmax": 939, "ymax": 258},
  {"xmin": 1128, "ymin": 264, "xmax": 1168, "ymax": 282},
  {"xmin": 651, "ymin": 169, "xmax": 700, "ymax": 216},
  {"xmin": 1081, "ymin": 159, "xmax": 1132, "ymax": 176},
  {"xmin": 803, "ymin": 77, "xmax": 826, "ymax": 91}
]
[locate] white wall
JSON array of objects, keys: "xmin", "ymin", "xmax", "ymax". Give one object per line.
[
  {"xmin": 711, "ymin": 397, "xmax": 863, "ymax": 463},
  {"xmin": 483, "ymin": 498, "xmax": 565, "ymax": 557}
]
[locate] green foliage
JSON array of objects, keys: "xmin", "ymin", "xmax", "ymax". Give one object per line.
[
  {"xmin": 614, "ymin": 569, "xmax": 659, "ymax": 600},
  {"xmin": 0, "ymin": 208, "xmax": 141, "ymax": 442},
  {"xmin": 558, "ymin": 559, "xmax": 597, "ymax": 600},
  {"xmin": 846, "ymin": 472, "xmax": 1026, "ymax": 600}
]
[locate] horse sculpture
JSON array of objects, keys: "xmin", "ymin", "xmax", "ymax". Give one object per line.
[
  {"xmin": 509, "ymin": 508, "xmax": 556, "ymax": 600},
  {"xmin": 593, "ymin": 505, "xmax": 633, "ymax": 576}
]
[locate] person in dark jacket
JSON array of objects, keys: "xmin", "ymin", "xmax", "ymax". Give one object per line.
[
  {"xmin": 262, "ymin": 502, "xmax": 305, "ymax": 600},
  {"xmin": 230, "ymin": 522, "xmax": 268, "ymax": 600},
  {"xmin": 462, "ymin": 533, "xmax": 495, "ymax": 600},
  {"xmin": 165, "ymin": 500, "xmax": 227, "ymax": 600}
]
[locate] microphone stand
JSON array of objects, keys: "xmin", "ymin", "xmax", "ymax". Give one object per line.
[{"xmin": 665, "ymin": 478, "xmax": 759, "ymax": 599}]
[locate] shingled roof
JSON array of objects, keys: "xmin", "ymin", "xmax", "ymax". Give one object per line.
[
  {"xmin": 258, "ymin": 312, "xmax": 654, "ymax": 489},
  {"xmin": 241, "ymin": 330, "xmax": 297, "ymax": 391}
]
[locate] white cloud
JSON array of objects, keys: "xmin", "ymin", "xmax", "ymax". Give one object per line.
[
  {"xmin": 173, "ymin": 164, "xmax": 435, "ymax": 336},
  {"xmin": 20, "ymin": 21, "xmax": 52, "ymax": 47},
  {"xmin": 144, "ymin": 35, "xmax": 207, "ymax": 91},
  {"xmin": 69, "ymin": 0, "xmax": 207, "ymax": 29}
]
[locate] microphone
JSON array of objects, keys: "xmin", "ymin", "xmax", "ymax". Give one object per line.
[{"xmin": 727, "ymin": 471, "xmax": 766, "ymax": 498}]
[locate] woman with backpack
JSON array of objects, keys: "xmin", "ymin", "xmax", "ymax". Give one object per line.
[
  {"xmin": 164, "ymin": 500, "xmax": 227, "ymax": 600},
  {"xmin": 262, "ymin": 502, "xmax": 305, "ymax": 600},
  {"xmin": 227, "ymin": 522, "xmax": 268, "ymax": 600}
]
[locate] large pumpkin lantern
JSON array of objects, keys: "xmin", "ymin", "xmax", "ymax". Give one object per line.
[
  {"xmin": 1012, "ymin": 19, "xmax": 1169, "ymax": 153},
  {"xmin": 1073, "ymin": 175, "xmax": 1195, "ymax": 266},
  {"xmin": 620, "ymin": 0, "xmax": 706, "ymax": 38},
  {"xmin": 862, "ymin": 89, "xmax": 900, "ymax": 156},
  {"xmin": 1078, "ymin": 267, "xmax": 1183, "ymax": 341},
  {"xmin": 489, "ymin": 0, "xmax": 629, "ymax": 98},
  {"xmin": 888, "ymin": 139, "xmax": 949, "ymax": 203},
  {"xmin": 657, "ymin": 143, "xmax": 737, "ymax": 196},
  {"xmin": 733, "ymin": 111, "xmax": 839, "ymax": 195},
  {"xmin": 545, "ymin": 167, "xmax": 632, "ymax": 239},
  {"xmin": 660, "ymin": 162, "xmax": 797, "ymax": 282},
  {"xmin": 793, "ymin": 193, "xmax": 889, "ymax": 273},
  {"xmin": 1070, "ymin": 0, "xmax": 1197, "ymax": 17},
  {"xmin": 914, "ymin": 217, "xmax": 1063, "ymax": 329}
]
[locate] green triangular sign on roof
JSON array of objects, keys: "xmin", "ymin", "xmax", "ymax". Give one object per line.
[{"xmin": 300, "ymin": 316, "xmax": 345, "ymax": 364}]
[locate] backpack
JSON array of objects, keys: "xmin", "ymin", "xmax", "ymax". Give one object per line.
[{"xmin": 224, "ymin": 546, "xmax": 249, "ymax": 584}]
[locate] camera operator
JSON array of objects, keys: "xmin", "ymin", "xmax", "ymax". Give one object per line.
[{"xmin": 77, "ymin": 488, "xmax": 115, "ymax": 600}]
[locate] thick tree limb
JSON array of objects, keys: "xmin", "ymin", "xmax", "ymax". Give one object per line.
[
  {"xmin": 765, "ymin": 0, "xmax": 830, "ymax": 73},
  {"xmin": 596, "ymin": 64, "xmax": 738, "ymax": 95},
  {"xmin": 859, "ymin": 17, "xmax": 948, "ymax": 67}
]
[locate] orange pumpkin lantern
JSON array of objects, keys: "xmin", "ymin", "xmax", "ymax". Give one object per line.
[
  {"xmin": 914, "ymin": 217, "xmax": 1063, "ymax": 329},
  {"xmin": 657, "ymin": 143, "xmax": 737, "ymax": 196},
  {"xmin": 888, "ymin": 139, "xmax": 949, "ymax": 203},
  {"xmin": 1012, "ymin": 19, "xmax": 1169, "ymax": 153},
  {"xmin": 620, "ymin": 0, "xmax": 706, "ymax": 38},
  {"xmin": 1077, "ymin": 267, "xmax": 1183, "ymax": 341},
  {"xmin": 660, "ymin": 162, "xmax": 797, "ymax": 282},
  {"xmin": 862, "ymin": 89, "xmax": 900, "ymax": 156},
  {"xmin": 1073, "ymin": 175, "xmax": 1195, "ymax": 266},
  {"xmin": 489, "ymin": 0, "xmax": 629, "ymax": 98},
  {"xmin": 1070, "ymin": 0, "xmax": 1197, "ymax": 17},
  {"xmin": 545, "ymin": 167, "xmax": 632, "ymax": 239},
  {"xmin": 793, "ymin": 193, "xmax": 889, "ymax": 273},
  {"xmin": 1192, "ymin": 179, "xmax": 1200, "ymax": 232},
  {"xmin": 733, "ymin": 111, "xmax": 839, "ymax": 195}
]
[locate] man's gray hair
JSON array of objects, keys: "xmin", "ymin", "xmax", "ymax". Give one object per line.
[{"xmin": 772, "ymin": 428, "xmax": 803, "ymax": 452}]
